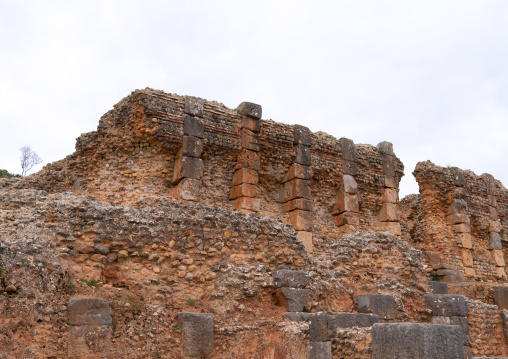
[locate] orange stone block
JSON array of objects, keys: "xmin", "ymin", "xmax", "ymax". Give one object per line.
[
  {"xmin": 282, "ymin": 163, "xmax": 312, "ymax": 183},
  {"xmin": 382, "ymin": 188, "xmax": 398, "ymax": 204},
  {"xmin": 463, "ymin": 267, "xmax": 476, "ymax": 278},
  {"xmin": 280, "ymin": 179, "xmax": 310, "ymax": 203},
  {"xmin": 379, "ymin": 203, "xmax": 400, "ymax": 222},
  {"xmin": 232, "ymin": 197, "xmax": 260, "ymax": 212},
  {"xmin": 458, "ymin": 233, "xmax": 473, "ymax": 249},
  {"xmin": 235, "ymin": 149, "xmax": 260, "ymax": 171},
  {"xmin": 232, "ymin": 168, "xmax": 258, "ymax": 186},
  {"xmin": 296, "ymin": 231, "xmax": 313, "ymax": 253},
  {"xmin": 289, "ymin": 210, "xmax": 312, "ymax": 231},
  {"xmin": 452, "ymin": 223, "xmax": 471, "ymax": 233},
  {"xmin": 333, "ymin": 193, "xmax": 359, "ymax": 215},
  {"xmin": 380, "ymin": 222, "xmax": 402, "ymax": 236},
  {"xmin": 241, "ymin": 128, "xmax": 259, "ymax": 152},
  {"xmin": 489, "ymin": 220, "xmax": 501, "ymax": 233},
  {"xmin": 492, "ymin": 249, "xmax": 505, "ymax": 267},
  {"xmin": 461, "ymin": 249, "xmax": 474, "ymax": 267},
  {"xmin": 496, "ymin": 266, "xmax": 507, "ymax": 279},
  {"xmin": 281, "ymin": 198, "xmax": 313, "ymax": 212},
  {"xmin": 240, "ymin": 115, "xmax": 260, "ymax": 133},
  {"xmin": 333, "ymin": 212, "xmax": 359, "ymax": 227},
  {"xmin": 446, "ymin": 214, "xmax": 470, "ymax": 225},
  {"xmin": 169, "ymin": 178, "xmax": 201, "ymax": 201},
  {"xmin": 229, "ymin": 183, "xmax": 258, "ymax": 200}
]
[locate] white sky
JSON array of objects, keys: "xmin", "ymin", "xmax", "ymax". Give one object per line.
[{"xmin": 1, "ymin": 1, "xmax": 507, "ymax": 197}]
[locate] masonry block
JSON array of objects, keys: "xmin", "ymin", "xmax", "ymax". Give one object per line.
[
  {"xmin": 450, "ymin": 316, "xmax": 470, "ymax": 337},
  {"xmin": 339, "ymin": 138, "xmax": 357, "ymax": 162},
  {"xmin": 493, "ymin": 287, "xmax": 508, "ymax": 310},
  {"xmin": 447, "ymin": 214, "xmax": 470, "ymax": 225},
  {"xmin": 490, "ymin": 206, "xmax": 498, "ymax": 221},
  {"xmin": 342, "ymin": 174, "xmax": 357, "ymax": 194},
  {"xmin": 294, "ymin": 144, "xmax": 311, "ymax": 166},
  {"xmin": 68, "ymin": 325, "xmax": 112, "ymax": 358},
  {"xmin": 382, "ymin": 154, "xmax": 395, "ymax": 178},
  {"xmin": 482, "ymin": 173, "xmax": 496, "ymax": 194},
  {"xmin": 307, "ymin": 341, "xmax": 331, "ymax": 359},
  {"xmin": 283, "ymin": 163, "xmax": 312, "ymax": 183},
  {"xmin": 282, "ymin": 198, "xmax": 313, "ymax": 212},
  {"xmin": 280, "ymin": 179, "xmax": 311, "ymax": 203},
  {"xmin": 309, "ymin": 312, "xmax": 329, "ymax": 342},
  {"xmin": 333, "ymin": 193, "xmax": 358, "ymax": 215},
  {"xmin": 424, "ymin": 294, "xmax": 468, "ymax": 317},
  {"xmin": 232, "ymin": 197, "xmax": 260, "ymax": 212},
  {"xmin": 377, "ymin": 141, "xmax": 394, "ymax": 155},
  {"xmin": 356, "ymin": 294, "xmax": 397, "ymax": 320},
  {"xmin": 464, "ymin": 267, "xmax": 476, "ymax": 278},
  {"xmin": 240, "ymin": 115, "xmax": 260, "ymax": 133},
  {"xmin": 333, "ymin": 212, "xmax": 359, "ymax": 227},
  {"xmin": 229, "ymin": 183, "xmax": 258, "ymax": 200},
  {"xmin": 289, "ymin": 210, "xmax": 313, "ymax": 231},
  {"xmin": 178, "ymin": 312, "xmax": 214, "ymax": 359},
  {"xmin": 170, "ymin": 178, "xmax": 201, "ymax": 201},
  {"xmin": 277, "ymin": 287, "xmax": 310, "ymax": 312},
  {"xmin": 452, "ymin": 223, "xmax": 471, "ymax": 233},
  {"xmin": 184, "ymin": 96, "xmax": 204, "ymax": 117},
  {"xmin": 237, "ymin": 101, "xmax": 262, "ymax": 119},
  {"xmin": 296, "ymin": 231, "xmax": 314, "ymax": 253},
  {"xmin": 489, "ymin": 232, "xmax": 502, "ymax": 249},
  {"xmin": 371, "ymin": 323, "xmax": 465, "ymax": 359},
  {"xmin": 489, "ymin": 220, "xmax": 501, "ymax": 233},
  {"xmin": 497, "ymin": 267, "xmax": 507, "ymax": 279},
  {"xmin": 183, "ymin": 115, "xmax": 204, "ymax": 138},
  {"xmin": 501, "ymin": 311, "xmax": 508, "ymax": 343},
  {"xmin": 282, "ymin": 312, "xmax": 312, "ymax": 322},
  {"xmin": 180, "ymin": 136, "xmax": 203, "ymax": 158},
  {"xmin": 327, "ymin": 313, "xmax": 379, "ymax": 334},
  {"xmin": 448, "ymin": 199, "xmax": 468, "ymax": 215},
  {"xmin": 488, "ymin": 194, "xmax": 498, "ymax": 206},
  {"xmin": 436, "ymin": 269, "xmax": 465, "ymax": 283},
  {"xmin": 343, "ymin": 159, "xmax": 358, "ymax": 176},
  {"xmin": 235, "ymin": 149, "xmax": 260, "ymax": 171},
  {"xmin": 429, "ymin": 281, "xmax": 449, "ymax": 294},
  {"xmin": 492, "ymin": 249, "xmax": 505, "ymax": 267},
  {"xmin": 384, "ymin": 175, "xmax": 396, "ymax": 188},
  {"xmin": 172, "ymin": 156, "xmax": 203, "ymax": 184},
  {"xmin": 382, "ymin": 188, "xmax": 398, "ymax": 203},
  {"xmin": 241, "ymin": 128, "xmax": 259, "ymax": 152},
  {"xmin": 68, "ymin": 299, "xmax": 112, "ymax": 326},
  {"xmin": 459, "ymin": 233, "xmax": 473, "ymax": 249},
  {"xmin": 380, "ymin": 221, "xmax": 402, "ymax": 236},
  {"xmin": 451, "ymin": 167, "xmax": 465, "ymax": 187},
  {"xmin": 293, "ymin": 124, "xmax": 311, "ymax": 146},
  {"xmin": 462, "ymin": 249, "xmax": 474, "ymax": 267},
  {"xmin": 273, "ymin": 269, "xmax": 310, "ymax": 288},
  {"xmin": 232, "ymin": 168, "xmax": 258, "ymax": 185},
  {"xmin": 379, "ymin": 202, "xmax": 400, "ymax": 222}
]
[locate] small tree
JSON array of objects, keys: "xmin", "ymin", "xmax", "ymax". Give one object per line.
[{"xmin": 20, "ymin": 146, "xmax": 42, "ymax": 177}]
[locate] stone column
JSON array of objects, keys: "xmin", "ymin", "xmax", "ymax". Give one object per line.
[
  {"xmin": 377, "ymin": 141, "xmax": 401, "ymax": 236},
  {"xmin": 333, "ymin": 138, "xmax": 359, "ymax": 233},
  {"xmin": 281, "ymin": 125, "xmax": 313, "ymax": 250},
  {"xmin": 170, "ymin": 96, "xmax": 205, "ymax": 201},
  {"xmin": 230, "ymin": 102, "xmax": 262, "ymax": 213},
  {"xmin": 483, "ymin": 174, "xmax": 506, "ymax": 279}
]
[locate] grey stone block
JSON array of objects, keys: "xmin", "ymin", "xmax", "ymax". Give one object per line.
[
  {"xmin": 309, "ymin": 312, "xmax": 328, "ymax": 342},
  {"xmin": 68, "ymin": 298, "xmax": 112, "ymax": 326},
  {"xmin": 451, "ymin": 167, "xmax": 464, "ymax": 187},
  {"xmin": 237, "ymin": 101, "xmax": 262, "ymax": 119},
  {"xmin": 294, "ymin": 125, "xmax": 311, "ymax": 146},
  {"xmin": 377, "ymin": 141, "xmax": 394, "ymax": 155},
  {"xmin": 382, "ymin": 154, "xmax": 395, "ymax": 178},
  {"xmin": 356, "ymin": 294, "xmax": 397, "ymax": 320},
  {"xmin": 448, "ymin": 199, "xmax": 468, "ymax": 215},
  {"xmin": 343, "ymin": 160, "xmax": 358, "ymax": 176},
  {"xmin": 294, "ymin": 144, "xmax": 311, "ymax": 166},
  {"xmin": 272, "ymin": 269, "xmax": 310, "ymax": 288},
  {"xmin": 184, "ymin": 96, "xmax": 204, "ymax": 117},
  {"xmin": 436, "ymin": 269, "xmax": 465, "ymax": 283},
  {"xmin": 307, "ymin": 341, "xmax": 331, "ymax": 359},
  {"xmin": 501, "ymin": 311, "xmax": 508, "ymax": 343},
  {"xmin": 450, "ymin": 316, "xmax": 470, "ymax": 336},
  {"xmin": 178, "ymin": 312, "xmax": 214, "ymax": 359},
  {"xmin": 371, "ymin": 323, "xmax": 465, "ymax": 359},
  {"xmin": 339, "ymin": 138, "xmax": 357, "ymax": 162},
  {"xmin": 172, "ymin": 156, "xmax": 203, "ymax": 184},
  {"xmin": 482, "ymin": 173, "xmax": 496, "ymax": 195},
  {"xmin": 424, "ymin": 294, "xmax": 468, "ymax": 317},
  {"xmin": 68, "ymin": 325, "xmax": 111, "ymax": 358},
  {"xmin": 240, "ymin": 116, "xmax": 261, "ymax": 133},
  {"xmin": 493, "ymin": 287, "xmax": 508, "ymax": 310},
  {"xmin": 429, "ymin": 281, "xmax": 449, "ymax": 294},
  {"xmin": 181, "ymin": 136, "xmax": 203, "ymax": 158},
  {"xmin": 327, "ymin": 313, "xmax": 378, "ymax": 337},
  {"xmin": 282, "ymin": 312, "xmax": 311, "ymax": 322},
  {"xmin": 277, "ymin": 287, "xmax": 309, "ymax": 312},
  {"xmin": 489, "ymin": 232, "xmax": 502, "ymax": 250},
  {"xmin": 342, "ymin": 174, "xmax": 357, "ymax": 194},
  {"xmin": 183, "ymin": 115, "xmax": 204, "ymax": 138}
]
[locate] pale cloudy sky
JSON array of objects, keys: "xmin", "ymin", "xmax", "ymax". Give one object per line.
[{"xmin": 1, "ymin": 1, "xmax": 507, "ymax": 197}]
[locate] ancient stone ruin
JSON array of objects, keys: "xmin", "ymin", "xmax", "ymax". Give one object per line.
[{"xmin": 0, "ymin": 88, "xmax": 507, "ymax": 358}]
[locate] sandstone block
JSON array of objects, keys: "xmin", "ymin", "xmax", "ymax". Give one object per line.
[
  {"xmin": 307, "ymin": 341, "xmax": 331, "ymax": 359},
  {"xmin": 462, "ymin": 249, "xmax": 474, "ymax": 267},
  {"xmin": 170, "ymin": 178, "xmax": 201, "ymax": 201},
  {"xmin": 379, "ymin": 202, "xmax": 400, "ymax": 222},
  {"xmin": 493, "ymin": 249, "xmax": 505, "ymax": 267},
  {"xmin": 371, "ymin": 323, "xmax": 465, "ymax": 359},
  {"xmin": 339, "ymin": 138, "xmax": 357, "ymax": 162},
  {"xmin": 497, "ymin": 267, "xmax": 507, "ymax": 279},
  {"xmin": 488, "ymin": 194, "xmax": 497, "ymax": 206},
  {"xmin": 283, "ymin": 163, "xmax": 312, "ymax": 183},
  {"xmin": 458, "ymin": 233, "xmax": 473, "ymax": 249},
  {"xmin": 237, "ymin": 101, "xmax": 262, "ymax": 119},
  {"xmin": 436, "ymin": 269, "xmax": 465, "ymax": 283},
  {"xmin": 294, "ymin": 144, "xmax": 311, "ymax": 166},
  {"xmin": 184, "ymin": 96, "xmax": 204, "ymax": 117},
  {"xmin": 178, "ymin": 312, "xmax": 214, "ymax": 359},
  {"xmin": 183, "ymin": 115, "xmax": 204, "ymax": 138},
  {"xmin": 235, "ymin": 149, "xmax": 260, "ymax": 171},
  {"xmin": 333, "ymin": 193, "xmax": 358, "ymax": 215},
  {"xmin": 68, "ymin": 299, "xmax": 112, "ymax": 326},
  {"xmin": 273, "ymin": 269, "xmax": 310, "ymax": 288},
  {"xmin": 493, "ymin": 287, "xmax": 508, "ymax": 310},
  {"xmin": 293, "ymin": 125, "xmax": 311, "ymax": 146},
  {"xmin": 333, "ymin": 212, "xmax": 359, "ymax": 227},
  {"xmin": 490, "ymin": 206, "xmax": 498, "ymax": 221},
  {"xmin": 282, "ymin": 198, "xmax": 313, "ymax": 212},
  {"xmin": 232, "ymin": 197, "xmax": 260, "ymax": 212},
  {"xmin": 327, "ymin": 313, "xmax": 379, "ymax": 333},
  {"xmin": 356, "ymin": 294, "xmax": 397, "ymax": 320},
  {"xmin": 172, "ymin": 156, "xmax": 203, "ymax": 183},
  {"xmin": 446, "ymin": 214, "xmax": 470, "ymax": 225},
  {"xmin": 277, "ymin": 287, "xmax": 310, "ymax": 312},
  {"xmin": 240, "ymin": 115, "xmax": 260, "ymax": 133},
  {"xmin": 296, "ymin": 231, "xmax": 314, "ymax": 253},
  {"xmin": 424, "ymin": 294, "xmax": 468, "ymax": 317},
  {"xmin": 241, "ymin": 128, "xmax": 259, "ymax": 152},
  {"xmin": 309, "ymin": 312, "xmax": 329, "ymax": 342},
  {"xmin": 382, "ymin": 188, "xmax": 398, "ymax": 203},
  {"xmin": 343, "ymin": 159, "xmax": 358, "ymax": 176},
  {"xmin": 229, "ymin": 183, "xmax": 258, "ymax": 200},
  {"xmin": 489, "ymin": 220, "xmax": 501, "ymax": 233},
  {"xmin": 289, "ymin": 210, "xmax": 312, "ymax": 231},
  {"xmin": 377, "ymin": 141, "xmax": 394, "ymax": 155},
  {"xmin": 382, "ymin": 154, "xmax": 395, "ymax": 178},
  {"xmin": 464, "ymin": 267, "xmax": 476, "ymax": 278},
  {"xmin": 429, "ymin": 281, "xmax": 448, "ymax": 294},
  {"xmin": 232, "ymin": 168, "xmax": 258, "ymax": 185},
  {"xmin": 380, "ymin": 221, "xmax": 402, "ymax": 236},
  {"xmin": 342, "ymin": 174, "xmax": 357, "ymax": 194},
  {"xmin": 180, "ymin": 136, "xmax": 203, "ymax": 158},
  {"xmin": 68, "ymin": 325, "xmax": 111, "ymax": 358},
  {"xmin": 448, "ymin": 199, "xmax": 468, "ymax": 215},
  {"xmin": 489, "ymin": 232, "xmax": 502, "ymax": 249},
  {"xmin": 452, "ymin": 223, "xmax": 471, "ymax": 233},
  {"xmin": 280, "ymin": 179, "xmax": 311, "ymax": 203},
  {"xmin": 384, "ymin": 175, "xmax": 396, "ymax": 188}
]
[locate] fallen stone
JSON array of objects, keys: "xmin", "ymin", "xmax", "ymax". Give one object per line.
[
  {"xmin": 356, "ymin": 294, "xmax": 397, "ymax": 320},
  {"xmin": 436, "ymin": 269, "xmax": 465, "ymax": 283},
  {"xmin": 178, "ymin": 312, "xmax": 214, "ymax": 359},
  {"xmin": 68, "ymin": 298, "xmax": 112, "ymax": 326},
  {"xmin": 424, "ymin": 294, "xmax": 468, "ymax": 317},
  {"xmin": 272, "ymin": 270, "xmax": 310, "ymax": 288}
]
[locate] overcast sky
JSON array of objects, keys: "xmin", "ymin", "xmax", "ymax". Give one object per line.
[{"xmin": 1, "ymin": 1, "xmax": 507, "ymax": 197}]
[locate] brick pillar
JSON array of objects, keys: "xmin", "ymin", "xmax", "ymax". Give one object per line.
[
  {"xmin": 483, "ymin": 173, "xmax": 506, "ymax": 279},
  {"xmin": 377, "ymin": 141, "xmax": 401, "ymax": 236},
  {"xmin": 230, "ymin": 102, "xmax": 262, "ymax": 213},
  {"xmin": 170, "ymin": 96, "xmax": 205, "ymax": 201},
  {"xmin": 280, "ymin": 125, "xmax": 313, "ymax": 250},
  {"xmin": 333, "ymin": 138, "xmax": 359, "ymax": 233}
]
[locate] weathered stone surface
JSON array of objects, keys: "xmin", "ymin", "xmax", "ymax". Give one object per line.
[
  {"xmin": 447, "ymin": 214, "xmax": 471, "ymax": 225},
  {"xmin": 459, "ymin": 232, "xmax": 473, "ymax": 249},
  {"xmin": 327, "ymin": 313, "xmax": 379, "ymax": 333},
  {"xmin": 371, "ymin": 323, "xmax": 465, "ymax": 359},
  {"xmin": 178, "ymin": 312, "xmax": 214, "ymax": 359},
  {"xmin": 448, "ymin": 199, "xmax": 468, "ymax": 215},
  {"xmin": 282, "ymin": 198, "xmax": 313, "ymax": 212},
  {"xmin": 309, "ymin": 312, "xmax": 329, "ymax": 342},
  {"xmin": 280, "ymin": 179, "xmax": 311, "ymax": 203},
  {"xmin": 453, "ymin": 223, "xmax": 471, "ymax": 233},
  {"xmin": 172, "ymin": 156, "xmax": 203, "ymax": 183},
  {"xmin": 342, "ymin": 174, "xmax": 357, "ymax": 194},
  {"xmin": 343, "ymin": 159, "xmax": 358, "ymax": 176},
  {"xmin": 384, "ymin": 175, "xmax": 396, "ymax": 188},
  {"xmin": 184, "ymin": 96, "xmax": 204, "ymax": 117},
  {"xmin": 68, "ymin": 325, "xmax": 112, "ymax": 358},
  {"xmin": 294, "ymin": 144, "xmax": 311, "ymax": 166},
  {"xmin": 489, "ymin": 220, "xmax": 501, "ymax": 233},
  {"xmin": 379, "ymin": 203, "xmax": 400, "ymax": 222},
  {"xmin": 183, "ymin": 115, "xmax": 204, "ymax": 138},
  {"xmin": 237, "ymin": 101, "xmax": 262, "ymax": 119},
  {"xmin": 181, "ymin": 136, "xmax": 203, "ymax": 158},
  {"xmin": 462, "ymin": 249, "xmax": 474, "ymax": 267},
  {"xmin": 232, "ymin": 168, "xmax": 258, "ymax": 185},
  {"xmin": 501, "ymin": 311, "xmax": 508, "ymax": 344},
  {"xmin": 296, "ymin": 231, "xmax": 314, "ymax": 253},
  {"xmin": 235, "ymin": 149, "xmax": 260, "ymax": 171},
  {"xmin": 293, "ymin": 125, "xmax": 311, "ymax": 146},
  {"xmin": 356, "ymin": 294, "xmax": 397, "ymax": 320},
  {"xmin": 170, "ymin": 178, "xmax": 201, "ymax": 201},
  {"xmin": 424, "ymin": 294, "xmax": 468, "ymax": 317},
  {"xmin": 229, "ymin": 183, "xmax": 258, "ymax": 200},
  {"xmin": 273, "ymin": 270, "xmax": 310, "ymax": 288},
  {"xmin": 493, "ymin": 287, "xmax": 508, "ymax": 310},
  {"xmin": 307, "ymin": 341, "xmax": 332, "ymax": 359},
  {"xmin": 289, "ymin": 210, "xmax": 313, "ymax": 231},
  {"xmin": 231, "ymin": 196, "xmax": 260, "ymax": 212},
  {"xmin": 240, "ymin": 115, "xmax": 261, "ymax": 133},
  {"xmin": 333, "ymin": 193, "xmax": 358, "ymax": 215},
  {"xmin": 382, "ymin": 188, "xmax": 398, "ymax": 203},
  {"xmin": 450, "ymin": 316, "xmax": 470, "ymax": 337},
  {"xmin": 436, "ymin": 269, "xmax": 465, "ymax": 283},
  {"xmin": 339, "ymin": 138, "xmax": 357, "ymax": 162},
  {"xmin": 382, "ymin": 154, "xmax": 395, "ymax": 178},
  {"xmin": 489, "ymin": 232, "xmax": 502, "ymax": 249},
  {"xmin": 333, "ymin": 211, "xmax": 359, "ymax": 227},
  {"xmin": 282, "ymin": 312, "xmax": 312, "ymax": 322},
  {"xmin": 277, "ymin": 287, "xmax": 310, "ymax": 312},
  {"xmin": 429, "ymin": 281, "xmax": 449, "ymax": 294},
  {"xmin": 241, "ymin": 128, "xmax": 259, "ymax": 152},
  {"xmin": 283, "ymin": 163, "xmax": 312, "ymax": 182},
  {"xmin": 493, "ymin": 250, "xmax": 505, "ymax": 267},
  {"xmin": 380, "ymin": 221, "xmax": 402, "ymax": 235},
  {"xmin": 377, "ymin": 141, "xmax": 394, "ymax": 155},
  {"xmin": 68, "ymin": 298, "xmax": 112, "ymax": 326},
  {"xmin": 451, "ymin": 167, "xmax": 465, "ymax": 187}
]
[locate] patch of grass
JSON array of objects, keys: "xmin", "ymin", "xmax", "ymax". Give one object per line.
[
  {"xmin": 0, "ymin": 266, "xmax": 3, "ymax": 276},
  {"xmin": 80, "ymin": 278, "xmax": 100, "ymax": 287},
  {"xmin": 430, "ymin": 275, "xmax": 439, "ymax": 281},
  {"xmin": 172, "ymin": 323, "xmax": 181, "ymax": 330},
  {"xmin": 186, "ymin": 298, "xmax": 196, "ymax": 307}
]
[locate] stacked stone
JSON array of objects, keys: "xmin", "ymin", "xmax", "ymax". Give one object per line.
[
  {"xmin": 229, "ymin": 102, "xmax": 262, "ymax": 213},
  {"xmin": 333, "ymin": 138, "xmax": 359, "ymax": 232},
  {"xmin": 424, "ymin": 294, "xmax": 472, "ymax": 358},
  {"xmin": 67, "ymin": 298, "xmax": 112, "ymax": 358},
  {"xmin": 178, "ymin": 312, "xmax": 214, "ymax": 359},
  {"xmin": 281, "ymin": 125, "xmax": 313, "ymax": 250},
  {"xmin": 356, "ymin": 294, "xmax": 397, "ymax": 322},
  {"xmin": 170, "ymin": 96, "xmax": 205, "ymax": 201},
  {"xmin": 483, "ymin": 174, "xmax": 506, "ymax": 279},
  {"xmin": 377, "ymin": 141, "xmax": 402, "ymax": 236},
  {"xmin": 273, "ymin": 269, "xmax": 311, "ymax": 312}
]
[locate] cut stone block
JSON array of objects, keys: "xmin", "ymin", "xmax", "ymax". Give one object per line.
[
  {"xmin": 429, "ymin": 281, "xmax": 448, "ymax": 294},
  {"xmin": 333, "ymin": 193, "xmax": 359, "ymax": 215},
  {"xmin": 489, "ymin": 232, "xmax": 502, "ymax": 249},
  {"xmin": 170, "ymin": 178, "xmax": 201, "ymax": 201},
  {"xmin": 459, "ymin": 233, "xmax": 473, "ymax": 249},
  {"xmin": 68, "ymin": 299, "xmax": 112, "ymax": 326},
  {"xmin": 272, "ymin": 270, "xmax": 310, "ymax": 288},
  {"xmin": 280, "ymin": 179, "xmax": 311, "ymax": 203},
  {"xmin": 232, "ymin": 168, "xmax": 258, "ymax": 185},
  {"xmin": 282, "ymin": 312, "xmax": 312, "ymax": 322},
  {"xmin": 68, "ymin": 325, "xmax": 111, "ymax": 358},
  {"xmin": 382, "ymin": 154, "xmax": 395, "ymax": 178},
  {"xmin": 380, "ymin": 221, "xmax": 402, "ymax": 236},
  {"xmin": 490, "ymin": 207, "xmax": 498, "ymax": 221},
  {"xmin": 296, "ymin": 231, "xmax": 313, "ymax": 253},
  {"xmin": 448, "ymin": 199, "xmax": 468, "ymax": 215},
  {"xmin": 436, "ymin": 269, "xmax": 465, "ymax": 283},
  {"xmin": 232, "ymin": 197, "xmax": 260, "ymax": 212},
  {"xmin": 180, "ymin": 136, "xmax": 203, "ymax": 158},
  {"xmin": 493, "ymin": 286, "xmax": 508, "ymax": 310},
  {"xmin": 382, "ymin": 188, "xmax": 398, "ymax": 203},
  {"xmin": 178, "ymin": 312, "xmax": 214, "ymax": 359},
  {"xmin": 377, "ymin": 141, "xmax": 394, "ymax": 155},
  {"xmin": 241, "ymin": 128, "xmax": 259, "ymax": 152},
  {"xmin": 482, "ymin": 173, "xmax": 496, "ymax": 195},
  {"xmin": 240, "ymin": 115, "xmax": 260, "ymax": 133},
  {"xmin": 339, "ymin": 138, "xmax": 357, "ymax": 162},
  {"xmin": 333, "ymin": 212, "xmax": 359, "ymax": 227},
  {"xmin": 277, "ymin": 287, "xmax": 310, "ymax": 312},
  {"xmin": 237, "ymin": 101, "xmax": 262, "ymax": 119},
  {"xmin": 235, "ymin": 149, "xmax": 260, "ymax": 171},
  {"xmin": 450, "ymin": 316, "xmax": 470, "ymax": 337},
  {"xmin": 282, "ymin": 198, "xmax": 313, "ymax": 212},
  {"xmin": 462, "ymin": 249, "xmax": 474, "ymax": 267},
  {"xmin": 343, "ymin": 159, "xmax": 358, "ymax": 176},
  {"xmin": 492, "ymin": 249, "xmax": 505, "ymax": 267},
  {"xmin": 379, "ymin": 203, "xmax": 400, "ymax": 222},
  {"xmin": 356, "ymin": 294, "xmax": 397, "ymax": 320},
  {"xmin": 489, "ymin": 220, "xmax": 501, "ymax": 233},
  {"xmin": 327, "ymin": 313, "xmax": 379, "ymax": 334},
  {"xmin": 294, "ymin": 144, "xmax": 311, "ymax": 166},
  {"xmin": 452, "ymin": 223, "xmax": 471, "ymax": 233},
  {"xmin": 342, "ymin": 174, "xmax": 357, "ymax": 194},
  {"xmin": 289, "ymin": 210, "xmax": 313, "ymax": 231},
  {"xmin": 424, "ymin": 294, "xmax": 468, "ymax": 317},
  {"xmin": 307, "ymin": 341, "xmax": 331, "ymax": 359},
  {"xmin": 446, "ymin": 214, "xmax": 470, "ymax": 225},
  {"xmin": 496, "ymin": 267, "xmax": 507, "ymax": 279},
  {"xmin": 184, "ymin": 96, "xmax": 204, "ymax": 117},
  {"xmin": 371, "ymin": 323, "xmax": 465, "ymax": 359},
  {"xmin": 501, "ymin": 311, "xmax": 508, "ymax": 343},
  {"xmin": 384, "ymin": 175, "xmax": 396, "ymax": 188},
  {"xmin": 488, "ymin": 194, "xmax": 497, "ymax": 207},
  {"xmin": 293, "ymin": 125, "xmax": 311, "ymax": 146},
  {"xmin": 464, "ymin": 267, "xmax": 476, "ymax": 278},
  {"xmin": 283, "ymin": 163, "xmax": 312, "ymax": 183},
  {"xmin": 183, "ymin": 115, "xmax": 204, "ymax": 138},
  {"xmin": 309, "ymin": 312, "xmax": 329, "ymax": 342},
  {"xmin": 229, "ymin": 183, "xmax": 258, "ymax": 200},
  {"xmin": 172, "ymin": 156, "xmax": 203, "ymax": 184},
  {"xmin": 451, "ymin": 167, "xmax": 465, "ymax": 187}
]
